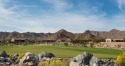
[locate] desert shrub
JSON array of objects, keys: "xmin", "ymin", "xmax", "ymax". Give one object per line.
[
  {"xmin": 89, "ymin": 43, "xmax": 94, "ymax": 47},
  {"xmin": 92, "ymin": 39, "xmax": 105, "ymax": 43},
  {"xmin": 116, "ymin": 52, "xmax": 125, "ymax": 66},
  {"xmin": 17, "ymin": 53, "xmax": 25, "ymax": 59},
  {"xmin": 64, "ymin": 43, "xmax": 68, "ymax": 46},
  {"xmin": 42, "ymin": 59, "xmax": 68, "ymax": 66}
]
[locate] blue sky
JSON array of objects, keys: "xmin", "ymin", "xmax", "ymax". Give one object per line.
[{"xmin": 0, "ymin": 0, "xmax": 125, "ymax": 33}]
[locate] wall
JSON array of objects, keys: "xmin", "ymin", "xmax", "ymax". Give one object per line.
[{"xmin": 95, "ymin": 42, "xmax": 125, "ymax": 49}]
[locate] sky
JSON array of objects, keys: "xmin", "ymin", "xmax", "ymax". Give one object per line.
[{"xmin": 0, "ymin": 0, "xmax": 125, "ymax": 33}]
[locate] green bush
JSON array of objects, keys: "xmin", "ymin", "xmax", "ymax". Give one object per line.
[
  {"xmin": 42, "ymin": 59, "xmax": 68, "ymax": 66},
  {"xmin": 64, "ymin": 43, "xmax": 68, "ymax": 46},
  {"xmin": 17, "ymin": 53, "xmax": 25, "ymax": 59},
  {"xmin": 116, "ymin": 52, "xmax": 125, "ymax": 66}
]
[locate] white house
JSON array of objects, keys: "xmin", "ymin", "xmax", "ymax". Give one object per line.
[{"xmin": 106, "ymin": 39, "xmax": 112, "ymax": 42}]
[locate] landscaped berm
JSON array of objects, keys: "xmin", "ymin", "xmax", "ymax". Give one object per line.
[{"xmin": 0, "ymin": 45, "xmax": 124, "ymax": 66}]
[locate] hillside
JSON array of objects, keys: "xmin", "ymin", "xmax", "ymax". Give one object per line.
[
  {"xmin": 0, "ymin": 29, "xmax": 125, "ymax": 41},
  {"xmin": 44, "ymin": 29, "xmax": 75, "ymax": 40},
  {"xmin": 74, "ymin": 33, "xmax": 101, "ymax": 40},
  {"xmin": 0, "ymin": 31, "xmax": 51, "ymax": 40},
  {"xmin": 87, "ymin": 29, "xmax": 125, "ymax": 39}
]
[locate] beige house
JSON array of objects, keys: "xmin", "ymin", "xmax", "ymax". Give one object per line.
[
  {"xmin": 106, "ymin": 39, "xmax": 112, "ymax": 42},
  {"xmin": 106, "ymin": 39, "xmax": 124, "ymax": 42}
]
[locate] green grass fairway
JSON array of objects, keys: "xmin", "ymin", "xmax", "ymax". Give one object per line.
[{"xmin": 0, "ymin": 45, "xmax": 124, "ymax": 59}]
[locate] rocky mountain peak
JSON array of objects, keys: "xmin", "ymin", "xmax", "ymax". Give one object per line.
[
  {"xmin": 84, "ymin": 30, "xmax": 91, "ymax": 34},
  {"xmin": 45, "ymin": 29, "xmax": 74, "ymax": 40},
  {"xmin": 57, "ymin": 29, "xmax": 67, "ymax": 33},
  {"xmin": 109, "ymin": 29, "xmax": 120, "ymax": 32}
]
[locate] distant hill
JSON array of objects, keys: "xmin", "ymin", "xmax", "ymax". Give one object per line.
[
  {"xmin": 74, "ymin": 33, "xmax": 101, "ymax": 40},
  {"xmin": 0, "ymin": 31, "xmax": 51, "ymax": 40},
  {"xmin": 44, "ymin": 29, "xmax": 75, "ymax": 40},
  {"xmin": 0, "ymin": 29, "xmax": 125, "ymax": 41},
  {"xmin": 87, "ymin": 29, "xmax": 125, "ymax": 39}
]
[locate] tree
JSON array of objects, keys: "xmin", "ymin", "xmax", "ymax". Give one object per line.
[{"xmin": 92, "ymin": 39, "xmax": 105, "ymax": 43}]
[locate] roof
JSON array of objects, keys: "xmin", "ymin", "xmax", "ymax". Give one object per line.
[
  {"xmin": 12, "ymin": 38, "xmax": 30, "ymax": 40},
  {"xmin": 106, "ymin": 38, "xmax": 124, "ymax": 40}
]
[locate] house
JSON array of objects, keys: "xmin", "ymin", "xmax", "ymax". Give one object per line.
[
  {"xmin": 106, "ymin": 39, "xmax": 124, "ymax": 42},
  {"xmin": 112, "ymin": 39, "xmax": 124, "ymax": 42},
  {"xmin": 41, "ymin": 39, "xmax": 56, "ymax": 43},
  {"xmin": 106, "ymin": 39, "xmax": 112, "ymax": 42},
  {"xmin": 11, "ymin": 38, "xmax": 30, "ymax": 43}
]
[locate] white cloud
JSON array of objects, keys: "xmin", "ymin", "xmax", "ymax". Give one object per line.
[
  {"xmin": 0, "ymin": 0, "xmax": 125, "ymax": 33},
  {"xmin": 1, "ymin": 12, "xmax": 125, "ymax": 33},
  {"xmin": 0, "ymin": 0, "xmax": 16, "ymax": 19},
  {"xmin": 117, "ymin": 0, "xmax": 125, "ymax": 12},
  {"xmin": 23, "ymin": 13, "xmax": 109, "ymax": 32}
]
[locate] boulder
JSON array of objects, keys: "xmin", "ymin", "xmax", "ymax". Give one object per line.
[
  {"xmin": 11, "ymin": 53, "xmax": 20, "ymax": 64},
  {"xmin": 70, "ymin": 52, "xmax": 99, "ymax": 66},
  {"xmin": 19, "ymin": 52, "xmax": 39, "ymax": 66},
  {"xmin": 38, "ymin": 52, "xmax": 55, "ymax": 61},
  {"xmin": 0, "ymin": 51, "xmax": 9, "ymax": 57},
  {"xmin": 89, "ymin": 56, "xmax": 99, "ymax": 66},
  {"xmin": 0, "ymin": 51, "xmax": 11, "ymax": 65}
]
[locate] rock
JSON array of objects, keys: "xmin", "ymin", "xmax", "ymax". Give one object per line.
[
  {"xmin": 82, "ymin": 52, "xmax": 93, "ymax": 65},
  {"xmin": 0, "ymin": 51, "xmax": 12, "ymax": 65},
  {"xmin": 0, "ymin": 51, "xmax": 9, "ymax": 57},
  {"xmin": 0, "ymin": 57, "xmax": 6, "ymax": 62},
  {"xmin": 89, "ymin": 56, "xmax": 99, "ymax": 66},
  {"xmin": 38, "ymin": 52, "xmax": 55, "ymax": 61},
  {"xmin": 70, "ymin": 61, "xmax": 79, "ymax": 66},
  {"xmin": 69, "ymin": 52, "xmax": 99, "ymax": 66},
  {"xmin": 19, "ymin": 52, "xmax": 39, "ymax": 66},
  {"xmin": 92, "ymin": 63, "xmax": 98, "ymax": 66},
  {"xmin": 11, "ymin": 53, "xmax": 20, "ymax": 64},
  {"xmin": 73, "ymin": 54, "xmax": 84, "ymax": 63}
]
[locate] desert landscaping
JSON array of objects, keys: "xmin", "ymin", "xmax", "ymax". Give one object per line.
[
  {"xmin": 0, "ymin": 29, "xmax": 125, "ymax": 66},
  {"xmin": 1, "ymin": 0, "xmax": 125, "ymax": 66},
  {"xmin": 0, "ymin": 46, "xmax": 123, "ymax": 66}
]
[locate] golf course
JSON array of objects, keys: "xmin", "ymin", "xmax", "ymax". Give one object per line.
[{"xmin": 0, "ymin": 45, "xmax": 124, "ymax": 59}]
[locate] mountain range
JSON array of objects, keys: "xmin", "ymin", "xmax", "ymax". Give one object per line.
[{"xmin": 0, "ymin": 29, "xmax": 125, "ymax": 40}]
